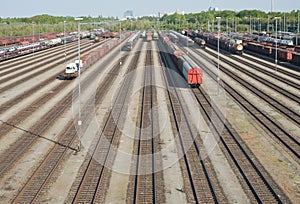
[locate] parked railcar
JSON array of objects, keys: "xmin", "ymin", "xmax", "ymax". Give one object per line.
[
  {"xmin": 194, "ymin": 37, "xmax": 206, "ymax": 49},
  {"xmin": 169, "ymin": 30, "xmax": 194, "ymax": 46},
  {"xmin": 141, "ymin": 31, "xmax": 146, "ymax": 38},
  {"xmin": 196, "ymin": 32, "xmax": 244, "ymax": 55},
  {"xmin": 48, "ymin": 38, "xmax": 62, "ymax": 47},
  {"xmin": 0, "ymin": 41, "xmax": 48, "ymax": 61},
  {"xmin": 291, "ymin": 53, "xmax": 300, "ymax": 66},
  {"xmin": 94, "ymin": 36, "xmax": 100, "ymax": 42},
  {"xmin": 161, "ymin": 33, "xmax": 202, "ymax": 87},
  {"xmin": 227, "ymin": 39, "xmax": 244, "ymax": 55},
  {"xmin": 169, "ymin": 33, "xmax": 179, "ymax": 44},
  {"xmin": 153, "ymin": 31, "xmax": 158, "ymax": 40},
  {"xmin": 123, "ymin": 31, "xmax": 141, "ymax": 51},
  {"xmin": 146, "ymin": 31, "xmax": 152, "ymax": 41},
  {"xmin": 62, "ymin": 35, "xmax": 75, "ymax": 44},
  {"xmin": 110, "ymin": 32, "xmax": 119, "ymax": 38},
  {"xmin": 175, "ymin": 53, "xmax": 203, "ymax": 87}
]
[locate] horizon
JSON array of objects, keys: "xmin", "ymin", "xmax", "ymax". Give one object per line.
[
  {"xmin": 1, "ymin": 0, "xmax": 299, "ymax": 19},
  {"xmin": 1, "ymin": 9, "xmax": 299, "ymax": 20}
]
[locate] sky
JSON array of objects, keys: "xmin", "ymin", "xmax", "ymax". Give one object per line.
[{"xmin": 1, "ymin": 0, "xmax": 300, "ymax": 18}]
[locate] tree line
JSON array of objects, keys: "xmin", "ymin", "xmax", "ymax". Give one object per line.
[{"xmin": 1, "ymin": 10, "xmax": 299, "ymax": 38}]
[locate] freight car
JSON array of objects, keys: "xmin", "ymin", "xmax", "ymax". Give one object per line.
[
  {"xmin": 162, "ymin": 35, "xmax": 202, "ymax": 87},
  {"xmin": 193, "ymin": 37, "xmax": 206, "ymax": 49},
  {"xmin": 110, "ymin": 32, "xmax": 119, "ymax": 38},
  {"xmin": 169, "ymin": 33, "xmax": 179, "ymax": 44},
  {"xmin": 0, "ymin": 42, "xmax": 46, "ymax": 61},
  {"xmin": 291, "ymin": 53, "xmax": 300, "ymax": 66},
  {"xmin": 175, "ymin": 50, "xmax": 203, "ymax": 87},
  {"xmin": 141, "ymin": 31, "xmax": 146, "ymax": 38},
  {"xmin": 48, "ymin": 38, "xmax": 62, "ymax": 47},
  {"xmin": 0, "ymin": 32, "xmax": 58, "ymax": 46},
  {"xmin": 0, "ymin": 34, "xmax": 76, "ymax": 61},
  {"xmin": 94, "ymin": 36, "xmax": 100, "ymax": 42},
  {"xmin": 197, "ymin": 32, "xmax": 243, "ymax": 55},
  {"xmin": 245, "ymin": 42, "xmax": 273, "ymax": 56},
  {"xmin": 146, "ymin": 31, "xmax": 152, "ymax": 41},
  {"xmin": 226, "ymin": 38, "xmax": 244, "ymax": 55},
  {"xmin": 62, "ymin": 35, "xmax": 75, "ymax": 44},
  {"xmin": 89, "ymin": 33, "xmax": 95, "ymax": 40},
  {"xmin": 169, "ymin": 30, "xmax": 194, "ymax": 46},
  {"xmin": 153, "ymin": 31, "xmax": 158, "ymax": 40},
  {"xmin": 123, "ymin": 31, "xmax": 141, "ymax": 51},
  {"xmin": 202, "ymin": 33, "xmax": 244, "ymax": 55}
]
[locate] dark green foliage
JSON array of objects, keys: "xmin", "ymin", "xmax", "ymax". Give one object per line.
[{"xmin": 0, "ymin": 10, "xmax": 299, "ymax": 38}]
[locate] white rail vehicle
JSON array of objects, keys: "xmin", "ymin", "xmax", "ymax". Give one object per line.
[
  {"xmin": 64, "ymin": 60, "xmax": 82, "ymax": 79},
  {"xmin": 65, "ymin": 63, "xmax": 78, "ymax": 79}
]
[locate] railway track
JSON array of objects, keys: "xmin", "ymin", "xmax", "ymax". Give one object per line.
[
  {"xmin": 134, "ymin": 43, "xmax": 158, "ymax": 204},
  {"xmin": 0, "ymin": 39, "xmax": 108, "ymax": 93},
  {"xmin": 192, "ymin": 46, "xmax": 300, "ymax": 125},
  {"xmin": 11, "ymin": 47, "xmax": 128, "ymax": 203},
  {"xmin": 192, "ymin": 86, "xmax": 289, "ymax": 203},
  {"xmin": 186, "ymin": 47, "xmax": 300, "ymax": 162},
  {"xmin": 0, "ymin": 39, "xmax": 109, "ymax": 143},
  {"xmin": 0, "ymin": 79, "xmax": 72, "ymax": 141},
  {"xmin": 203, "ymin": 46, "xmax": 300, "ymax": 101},
  {"xmin": 164, "ymin": 40, "xmax": 292, "ymax": 202},
  {"xmin": 204, "ymin": 43, "xmax": 300, "ymax": 81},
  {"xmin": 0, "ymin": 38, "xmax": 125, "ymax": 179},
  {"xmin": 158, "ymin": 39, "xmax": 227, "ymax": 203},
  {"xmin": 68, "ymin": 44, "xmax": 143, "ymax": 204},
  {"xmin": 0, "ymin": 40, "xmax": 88, "ymax": 81},
  {"xmin": 235, "ymin": 53, "xmax": 300, "ymax": 87},
  {"xmin": 243, "ymin": 49, "xmax": 300, "ymax": 74},
  {"xmin": 124, "ymin": 42, "xmax": 164, "ymax": 203},
  {"xmin": 0, "ymin": 39, "xmax": 87, "ymax": 71}
]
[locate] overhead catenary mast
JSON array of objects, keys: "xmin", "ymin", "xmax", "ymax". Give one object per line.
[{"xmin": 271, "ymin": 0, "xmax": 275, "ymax": 13}]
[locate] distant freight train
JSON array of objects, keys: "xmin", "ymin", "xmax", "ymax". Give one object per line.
[{"xmin": 195, "ymin": 32, "xmax": 244, "ymax": 55}]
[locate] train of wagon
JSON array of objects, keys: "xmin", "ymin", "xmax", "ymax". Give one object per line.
[
  {"xmin": 169, "ymin": 30, "xmax": 195, "ymax": 46},
  {"xmin": 225, "ymin": 31, "xmax": 300, "ymax": 66},
  {"xmin": 0, "ymin": 30, "xmax": 111, "ymax": 61},
  {"xmin": 122, "ymin": 31, "xmax": 141, "ymax": 51},
  {"xmin": 195, "ymin": 32, "xmax": 244, "ymax": 55},
  {"xmin": 161, "ymin": 32, "xmax": 203, "ymax": 87},
  {"xmin": 0, "ymin": 34, "xmax": 79, "ymax": 61}
]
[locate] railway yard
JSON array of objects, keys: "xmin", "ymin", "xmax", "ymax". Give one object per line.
[{"xmin": 0, "ymin": 30, "xmax": 299, "ymax": 204}]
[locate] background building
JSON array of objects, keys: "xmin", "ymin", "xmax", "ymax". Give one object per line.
[{"xmin": 124, "ymin": 10, "xmax": 133, "ymax": 19}]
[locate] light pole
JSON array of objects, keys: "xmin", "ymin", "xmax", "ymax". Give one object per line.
[
  {"xmin": 275, "ymin": 17, "xmax": 281, "ymax": 73},
  {"xmin": 75, "ymin": 17, "xmax": 83, "ymax": 152},
  {"xmin": 119, "ymin": 20, "xmax": 123, "ymax": 65},
  {"xmin": 64, "ymin": 20, "xmax": 67, "ymax": 64},
  {"xmin": 226, "ymin": 18, "xmax": 228, "ymax": 34},
  {"xmin": 4, "ymin": 22, "xmax": 8, "ymax": 47},
  {"xmin": 38, "ymin": 22, "xmax": 40, "ymax": 42},
  {"xmin": 268, "ymin": 15, "xmax": 270, "ymax": 33},
  {"xmin": 216, "ymin": 16, "xmax": 221, "ymax": 94},
  {"xmin": 249, "ymin": 16, "xmax": 252, "ymax": 34},
  {"xmin": 283, "ymin": 13, "xmax": 286, "ymax": 32},
  {"xmin": 235, "ymin": 17, "xmax": 237, "ymax": 32},
  {"xmin": 186, "ymin": 20, "xmax": 188, "ymax": 50},
  {"xmin": 32, "ymin": 22, "xmax": 35, "ymax": 55},
  {"xmin": 297, "ymin": 11, "xmax": 299, "ymax": 46},
  {"xmin": 208, "ymin": 20, "xmax": 210, "ymax": 32}
]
